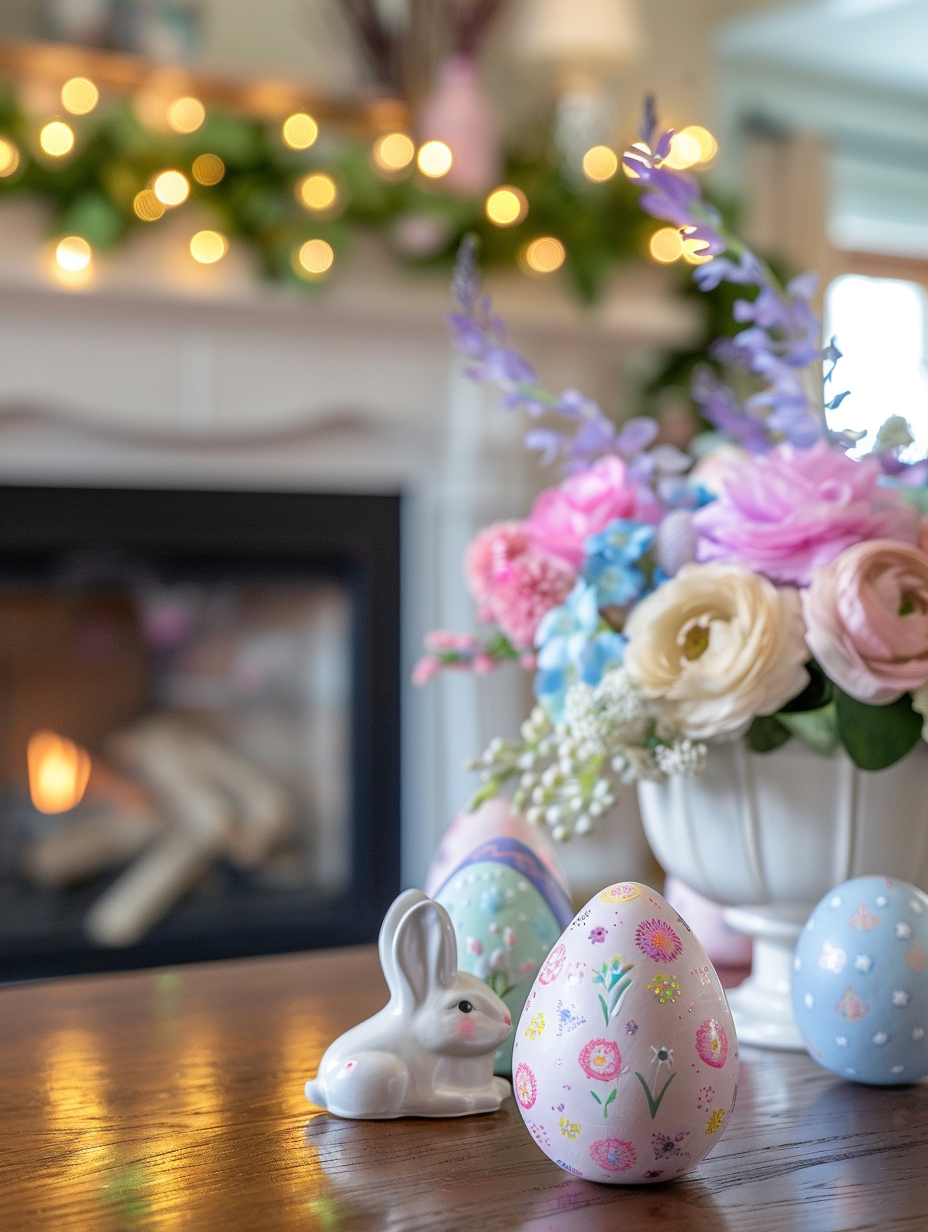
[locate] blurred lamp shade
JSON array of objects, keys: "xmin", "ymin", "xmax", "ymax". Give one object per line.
[{"xmin": 516, "ymin": 0, "xmax": 643, "ymax": 66}]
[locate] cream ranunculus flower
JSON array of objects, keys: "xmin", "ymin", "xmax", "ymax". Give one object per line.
[{"xmin": 623, "ymin": 563, "xmax": 810, "ymax": 740}]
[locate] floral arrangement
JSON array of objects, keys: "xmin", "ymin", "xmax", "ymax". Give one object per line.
[{"xmin": 414, "ymin": 101, "xmax": 928, "ymax": 841}]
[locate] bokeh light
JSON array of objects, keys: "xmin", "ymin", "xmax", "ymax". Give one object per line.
[
  {"xmin": 132, "ymin": 188, "xmax": 165, "ymax": 221},
  {"xmin": 167, "ymin": 96, "xmax": 205, "ymax": 134},
  {"xmin": 295, "ymin": 238, "xmax": 334, "ymax": 277},
  {"xmin": 61, "ymin": 77, "xmax": 98, "ymax": 115},
  {"xmin": 297, "ymin": 172, "xmax": 337, "ymax": 211},
  {"xmin": 192, "ymin": 153, "xmax": 225, "ymax": 185},
  {"xmin": 373, "ymin": 132, "xmax": 415, "ymax": 172},
  {"xmin": 153, "ymin": 170, "xmax": 190, "ymax": 206},
  {"xmin": 622, "ymin": 142, "xmax": 651, "ymax": 180},
  {"xmin": 582, "ymin": 146, "xmax": 618, "ymax": 183},
  {"xmin": 190, "ymin": 230, "xmax": 228, "ymax": 264},
  {"xmin": 282, "ymin": 113, "xmax": 318, "ymax": 150},
  {"xmin": 0, "ymin": 137, "xmax": 20, "ymax": 177},
  {"xmin": 523, "ymin": 237, "xmax": 566, "ymax": 274},
  {"xmin": 486, "ymin": 186, "xmax": 528, "ymax": 227},
  {"xmin": 663, "ymin": 126, "xmax": 718, "ymax": 170},
  {"xmin": 682, "ymin": 232, "xmax": 713, "ymax": 265},
  {"xmin": 39, "ymin": 121, "xmax": 74, "ymax": 157},
  {"xmin": 416, "ymin": 140, "xmax": 453, "ymax": 178},
  {"xmin": 55, "ymin": 236, "xmax": 92, "ymax": 272},
  {"xmin": 649, "ymin": 227, "xmax": 685, "ymax": 263}
]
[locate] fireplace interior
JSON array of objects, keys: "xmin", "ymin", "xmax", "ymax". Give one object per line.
[{"xmin": 0, "ymin": 485, "xmax": 401, "ymax": 981}]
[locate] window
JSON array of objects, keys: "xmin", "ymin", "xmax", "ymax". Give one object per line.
[{"xmin": 824, "ymin": 273, "xmax": 928, "ymax": 459}]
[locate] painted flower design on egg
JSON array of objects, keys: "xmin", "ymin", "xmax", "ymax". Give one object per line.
[
  {"xmin": 695, "ymin": 1018, "xmax": 729, "ymax": 1068},
  {"xmin": 589, "ymin": 1138, "xmax": 636, "ymax": 1172},
  {"xmin": 514, "ymin": 1062, "xmax": 537, "ymax": 1109},
  {"xmin": 635, "ymin": 918, "xmax": 683, "ymax": 963},
  {"xmin": 539, "ymin": 942, "xmax": 566, "ymax": 985},
  {"xmin": 652, "ymin": 1130, "xmax": 689, "ymax": 1161},
  {"xmin": 578, "ymin": 1038, "xmax": 622, "ymax": 1082}
]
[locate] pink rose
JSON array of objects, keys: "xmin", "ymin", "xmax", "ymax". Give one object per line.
[
  {"xmin": 524, "ymin": 455, "xmax": 640, "ymax": 568},
  {"xmin": 692, "ymin": 441, "xmax": 918, "ymax": 585},
  {"xmin": 465, "ymin": 521, "xmax": 574, "ymax": 649},
  {"xmin": 802, "ymin": 539, "xmax": 928, "ymax": 704}
]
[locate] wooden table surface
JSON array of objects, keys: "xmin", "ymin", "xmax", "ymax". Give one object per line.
[{"xmin": 1, "ymin": 945, "xmax": 927, "ymax": 1232}]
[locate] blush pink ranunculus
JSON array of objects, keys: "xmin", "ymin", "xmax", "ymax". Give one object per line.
[
  {"xmin": 465, "ymin": 521, "xmax": 575, "ymax": 649},
  {"xmin": 802, "ymin": 539, "xmax": 928, "ymax": 704},
  {"xmin": 692, "ymin": 441, "xmax": 918, "ymax": 586},
  {"xmin": 525, "ymin": 455, "xmax": 640, "ymax": 569}
]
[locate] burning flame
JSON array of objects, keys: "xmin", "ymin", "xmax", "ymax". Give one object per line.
[{"xmin": 27, "ymin": 731, "xmax": 91, "ymax": 814}]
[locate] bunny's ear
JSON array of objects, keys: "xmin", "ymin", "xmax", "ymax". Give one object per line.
[
  {"xmin": 393, "ymin": 899, "xmax": 458, "ymax": 1008},
  {"xmin": 378, "ymin": 889, "xmax": 429, "ymax": 997}
]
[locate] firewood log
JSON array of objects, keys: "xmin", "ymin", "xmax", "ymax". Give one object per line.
[
  {"xmin": 85, "ymin": 832, "xmax": 209, "ymax": 948},
  {"xmin": 22, "ymin": 807, "xmax": 164, "ymax": 887}
]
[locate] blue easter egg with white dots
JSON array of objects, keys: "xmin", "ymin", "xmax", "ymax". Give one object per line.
[{"xmin": 792, "ymin": 875, "xmax": 928, "ymax": 1085}]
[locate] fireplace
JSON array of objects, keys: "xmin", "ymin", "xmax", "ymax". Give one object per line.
[{"xmin": 0, "ymin": 484, "xmax": 401, "ymax": 980}]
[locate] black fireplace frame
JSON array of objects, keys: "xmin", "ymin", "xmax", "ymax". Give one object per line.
[{"xmin": 0, "ymin": 484, "xmax": 402, "ymax": 982}]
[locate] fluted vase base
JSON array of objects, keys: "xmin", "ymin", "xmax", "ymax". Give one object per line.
[{"xmin": 722, "ymin": 904, "xmax": 808, "ymax": 1051}]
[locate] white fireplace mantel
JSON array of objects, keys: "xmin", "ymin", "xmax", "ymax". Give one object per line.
[{"xmin": 0, "ymin": 204, "xmax": 695, "ymax": 889}]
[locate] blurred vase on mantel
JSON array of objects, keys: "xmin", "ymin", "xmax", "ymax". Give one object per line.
[{"xmin": 418, "ymin": 55, "xmax": 500, "ymax": 196}]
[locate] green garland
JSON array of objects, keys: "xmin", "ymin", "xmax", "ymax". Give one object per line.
[
  {"xmin": 0, "ymin": 87, "xmax": 657, "ymax": 301},
  {"xmin": 0, "ymin": 84, "xmax": 751, "ymax": 429}
]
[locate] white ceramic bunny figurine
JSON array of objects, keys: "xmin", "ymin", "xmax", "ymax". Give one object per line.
[{"xmin": 306, "ymin": 889, "xmax": 513, "ymax": 1118}]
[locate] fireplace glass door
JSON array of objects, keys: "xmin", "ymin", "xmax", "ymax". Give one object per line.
[{"xmin": 0, "ymin": 487, "xmax": 400, "ymax": 980}]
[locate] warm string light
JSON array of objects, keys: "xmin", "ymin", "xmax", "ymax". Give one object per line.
[
  {"xmin": 55, "ymin": 235, "xmax": 92, "ymax": 271},
  {"xmin": 622, "ymin": 142, "xmax": 651, "ymax": 181},
  {"xmin": 417, "ymin": 140, "xmax": 452, "ymax": 178},
  {"xmin": 649, "ymin": 227, "xmax": 684, "ymax": 263},
  {"xmin": 39, "ymin": 121, "xmax": 74, "ymax": 157},
  {"xmin": 192, "ymin": 153, "xmax": 225, "ymax": 185},
  {"xmin": 648, "ymin": 225, "xmax": 714, "ymax": 266},
  {"xmin": 294, "ymin": 238, "xmax": 334, "ymax": 278},
  {"xmin": 486, "ymin": 186, "xmax": 528, "ymax": 227},
  {"xmin": 522, "ymin": 236, "xmax": 565, "ymax": 274},
  {"xmin": 282, "ymin": 113, "xmax": 318, "ymax": 150},
  {"xmin": 132, "ymin": 188, "xmax": 164, "ymax": 221},
  {"xmin": 582, "ymin": 146, "xmax": 618, "ymax": 183},
  {"xmin": 153, "ymin": 170, "xmax": 190, "ymax": 206},
  {"xmin": 167, "ymin": 96, "xmax": 205, "ymax": 134},
  {"xmin": 296, "ymin": 172, "xmax": 337, "ymax": 212},
  {"xmin": 61, "ymin": 77, "xmax": 98, "ymax": 115},
  {"xmin": 190, "ymin": 230, "xmax": 228, "ymax": 263},
  {"xmin": 373, "ymin": 132, "xmax": 414, "ymax": 172},
  {"xmin": 0, "ymin": 137, "xmax": 20, "ymax": 177},
  {"xmin": 681, "ymin": 233, "xmax": 712, "ymax": 265},
  {"xmin": 662, "ymin": 126, "xmax": 719, "ymax": 171}
]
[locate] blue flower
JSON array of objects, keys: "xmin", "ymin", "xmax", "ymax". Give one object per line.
[
  {"xmin": 582, "ymin": 519, "xmax": 655, "ymax": 606},
  {"xmin": 534, "ymin": 580, "xmax": 626, "ymax": 718}
]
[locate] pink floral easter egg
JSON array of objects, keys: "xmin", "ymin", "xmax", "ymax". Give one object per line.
[{"xmin": 512, "ymin": 881, "xmax": 739, "ymax": 1184}]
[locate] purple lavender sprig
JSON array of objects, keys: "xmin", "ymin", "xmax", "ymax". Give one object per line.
[
  {"xmin": 624, "ymin": 112, "xmax": 845, "ymax": 452},
  {"xmin": 447, "ymin": 237, "xmax": 691, "ymax": 496},
  {"xmin": 448, "ymin": 235, "xmax": 617, "ymax": 470}
]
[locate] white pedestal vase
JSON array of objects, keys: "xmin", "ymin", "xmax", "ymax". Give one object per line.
[{"xmin": 637, "ymin": 739, "xmax": 928, "ymax": 1051}]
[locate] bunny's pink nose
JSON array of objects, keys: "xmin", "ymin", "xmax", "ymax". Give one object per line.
[{"xmin": 503, "ymin": 1012, "xmax": 512, "ymax": 1026}]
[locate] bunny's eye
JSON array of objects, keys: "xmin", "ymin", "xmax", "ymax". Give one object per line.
[{"xmin": 457, "ymin": 1000, "xmax": 474, "ymax": 1013}]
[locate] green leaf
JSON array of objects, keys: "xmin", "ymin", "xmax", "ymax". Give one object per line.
[
  {"xmin": 779, "ymin": 701, "xmax": 839, "ymax": 757},
  {"xmin": 835, "ymin": 689, "xmax": 922, "ymax": 771},
  {"xmin": 57, "ymin": 192, "xmax": 125, "ymax": 249},
  {"xmin": 780, "ymin": 659, "xmax": 833, "ymax": 713},
  {"xmin": 746, "ymin": 714, "xmax": 792, "ymax": 753}
]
